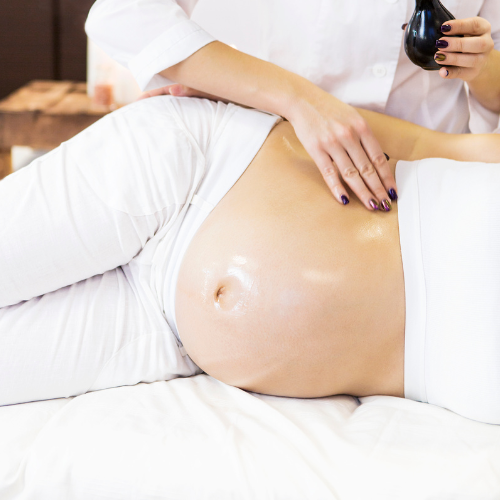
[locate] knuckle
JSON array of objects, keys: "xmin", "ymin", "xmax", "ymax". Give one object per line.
[
  {"xmin": 322, "ymin": 165, "xmax": 336, "ymax": 177},
  {"xmin": 338, "ymin": 127, "xmax": 355, "ymax": 142},
  {"xmin": 342, "ymin": 166, "xmax": 360, "ymax": 179},
  {"xmin": 358, "ymin": 162, "xmax": 376, "ymax": 176},
  {"xmin": 372, "ymin": 154, "xmax": 387, "ymax": 169},
  {"xmin": 310, "ymin": 138, "xmax": 322, "ymax": 151},
  {"xmin": 322, "ymin": 132, "xmax": 338, "ymax": 148},
  {"xmin": 354, "ymin": 119, "xmax": 369, "ymax": 134},
  {"xmin": 477, "ymin": 38, "xmax": 490, "ymax": 52},
  {"xmin": 472, "ymin": 17, "xmax": 482, "ymax": 34}
]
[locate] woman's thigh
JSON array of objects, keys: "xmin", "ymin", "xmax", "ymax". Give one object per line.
[{"xmin": 0, "ymin": 264, "xmax": 195, "ymax": 406}]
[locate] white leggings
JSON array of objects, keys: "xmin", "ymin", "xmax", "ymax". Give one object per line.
[
  {"xmin": 397, "ymin": 158, "xmax": 500, "ymax": 425},
  {"xmin": 0, "ymin": 96, "xmax": 279, "ymax": 407},
  {"xmin": 0, "ymin": 103, "xmax": 200, "ymax": 406},
  {"xmin": 0, "ymin": 265, "xmax": 191, "ymax": 405}
]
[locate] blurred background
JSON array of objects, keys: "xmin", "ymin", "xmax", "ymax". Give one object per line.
[
  {"xmin": 0, "ymin": 0, "xmax": 260, "ymax": 173},
  {"xmin": 0, "ymin": 0, "xmax": 93, "ymax": 100},
  {"xmin": 0, "ymin": 0, "xmax": 260, "ymax": 101}
]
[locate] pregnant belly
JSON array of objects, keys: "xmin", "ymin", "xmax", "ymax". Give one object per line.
[{"xmin": 175, "ymin": 122, "xmax": 405, "ymax": 398}]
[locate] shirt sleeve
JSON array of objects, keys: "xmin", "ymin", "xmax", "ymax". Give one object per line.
[{"xmin": 85, "ymin": 0, "xmax": 216, "ymax": 91}]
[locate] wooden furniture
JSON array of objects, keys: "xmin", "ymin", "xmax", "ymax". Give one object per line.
[{"xmin": 0, "ymin": 80, "xmax": 111, "ymax": 180}]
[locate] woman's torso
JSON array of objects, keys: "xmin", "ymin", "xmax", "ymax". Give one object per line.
[{"xmin": 175, "ymin": 121, "xmax": 405, "ymax": 399}]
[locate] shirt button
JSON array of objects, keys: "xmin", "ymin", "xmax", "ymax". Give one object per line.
[{"xmin": 372, "ymin": 64, "xmax": 387, "ymax": 78}]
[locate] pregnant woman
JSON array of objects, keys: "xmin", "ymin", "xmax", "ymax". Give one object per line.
[{"xmin": 1, "ymin": 96, "xmax": 499, "ymax": 425}]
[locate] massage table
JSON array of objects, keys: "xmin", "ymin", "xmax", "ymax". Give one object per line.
[{"xmin": 1, "ymin": 374, "xmax": 499, "ymax": 499}]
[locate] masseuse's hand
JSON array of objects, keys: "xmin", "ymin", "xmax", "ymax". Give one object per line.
[
  {"xmin": 139, "ymin": 84, "xmax": 397, "ymax": 211},
  {"xmin": 435, "ymin": 17, "xmax": 495, "ymax": 81},
  {"xmin": 285, "ymin": 86, "xmax": 397, "ymax": 211},
  {"xmin": 138, "ymin": 83, "xmax": 223, "ymax": 103}
]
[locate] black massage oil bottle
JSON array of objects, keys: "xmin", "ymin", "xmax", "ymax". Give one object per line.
[{"xmin": 404, "ymin": 0, "xmax": 458, "ymax": 70}]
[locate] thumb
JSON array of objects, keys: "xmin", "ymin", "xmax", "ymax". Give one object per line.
[
  {"xmin": 169, "ymin": 84, "xmax": 218, "ymax": 100},
  {"xmin": 167, "ymin": 84, "xmax": 192, "ymax": 96}
]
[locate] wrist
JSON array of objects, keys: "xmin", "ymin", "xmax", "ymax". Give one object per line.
[{"xmin": 280, "ymin": 75, "xmax": 327, "ymax": 123}]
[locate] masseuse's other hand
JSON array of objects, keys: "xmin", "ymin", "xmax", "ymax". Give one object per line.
[
  {"xmin": 138, "ymin": 84, "xmax": 225, "ymax": 103},
  {"xmin": 140, "ymin": 84, "xmax": 398, "ymax": 211},
  {"xmin": 435, "ymin": 17, "xmax": 495, "ymax": 81}
]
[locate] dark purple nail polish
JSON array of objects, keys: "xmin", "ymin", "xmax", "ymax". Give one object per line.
[
  {"xmin": 388, "ymin": 189, "xmax": 398, "ymax": 202},
  {"xmin": 384, "ymin": 152, "xmax": 390, "ymax": 161},
  {"xmin": 381, "ymin": 200, "xmax": 392, "ymax": 212},
  {"xmin": 341, "ymin": 195, "xmax": 350, "ymax": 206},
  {"xmin": 369, "ymin": 199, "xmax": 379, "ymax": 211},
  {"xmin": 441, "ymin": 24, "xmax": 452, "ymax": 32},
  {"xmin": 436, "ymin": 39, "xmax": 449, "ymax": 48},
  {"xmin": 445, "ymin": 69, "xmax": 449, "ymax": 77}
]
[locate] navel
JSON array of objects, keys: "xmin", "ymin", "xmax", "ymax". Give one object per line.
[{"xmin": 213, "ymin": 266, "xmax": 256, "ymax": 315}]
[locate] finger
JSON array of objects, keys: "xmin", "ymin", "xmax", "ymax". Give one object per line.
[
  {"xmin": 137, "ymin": 87, "xmax": 172, "ymax": 101},
  {"xmin": 342, "ymin": 140, "xmax": 393, "ymax": 209},
  {"xmin": 357, "ymin": 127, "xmax": 398, "ymax": 203},
  {"xmin": 312, "ymin": 151, "xmax": 351, "ymax": 206},
  {"xmin": 169, "ymin": 84, "xmax": 225, "ymax": 102},
  {"xmin": 137, "ymin": 88, "xmax": 165, "ymax": 101},
  {"xmin": 439, "ymin": 65, "xmax": 478, "ymax": 81},
  {"xmin": 330, "ymin": 146, "xmax": 382, "ymax": 211},
  {"xmin": 167, "ymin": 84, "xmax": 191, "ymax": 96},
  {"xmin": 167, "ymin": 84, "xmax": 208, "ymax": 97},
  {"xmin": 434, "ymin": 51, "xmax": 486, "ymax": 68},
  {"xmin": 436, "ymin": 34, "xmax": 495, "ymax": 54},
  {"xmin": 441, "ymin": 17, "xmax": 491, "ymax": 36}
]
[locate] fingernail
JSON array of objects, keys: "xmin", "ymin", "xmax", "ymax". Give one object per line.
[
  {"xmin": 401, "ymin": 23, "xmax": 408, "ymax": 30},
  {"xmin": 444, "ymin": 69, "xmax": 449, "ymax": 77},
  {"xmin": 384, "ymin": 152, "xmax": 390, "ymax": 161},
  {"xmin": 441, "ymin": 24, "xmax": 452, "ymax": 32},
  {"xmin": 381, "ymin": 200, "xmax": 392, "ymax": 212},
  {"xmin": 341, "ymin": 195, "xmax": 350, "ymax": 206},
  {"xmin": 388, "ymin": 188, "xmax": 398, "ymax": 202},
  {"xmin": 435, "ymin": 53, "xmax": 446, "ymax": 62},
  {"xmin": 436, "ymin": 40, "xmax": 449, "ymax": 48},
  {"xmin": 369, "ymin": 199, "xmax": 380, "ymax": 211}
]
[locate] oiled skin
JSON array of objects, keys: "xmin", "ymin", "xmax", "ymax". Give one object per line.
[{"xmin": 176, "ymin": 121, "xmax": 405, "ymax": 399}]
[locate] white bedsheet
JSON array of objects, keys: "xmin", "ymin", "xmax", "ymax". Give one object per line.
[{"xmin": 1, "ymin": 375, "xmax": 499, "ymax": 499}]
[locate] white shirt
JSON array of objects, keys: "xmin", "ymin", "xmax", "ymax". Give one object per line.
[{"xmin": 85, "ymin": 0, "xmax": 500, "ymax": 133}]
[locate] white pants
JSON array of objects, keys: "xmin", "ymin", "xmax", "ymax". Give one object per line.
[
  {"xmin": 397, "ymin": 158, "xmax": 500, "ymax": 425},
  {"xmin": 0, "ymin": 96, "xmax": 279, "ymax": 406}
]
